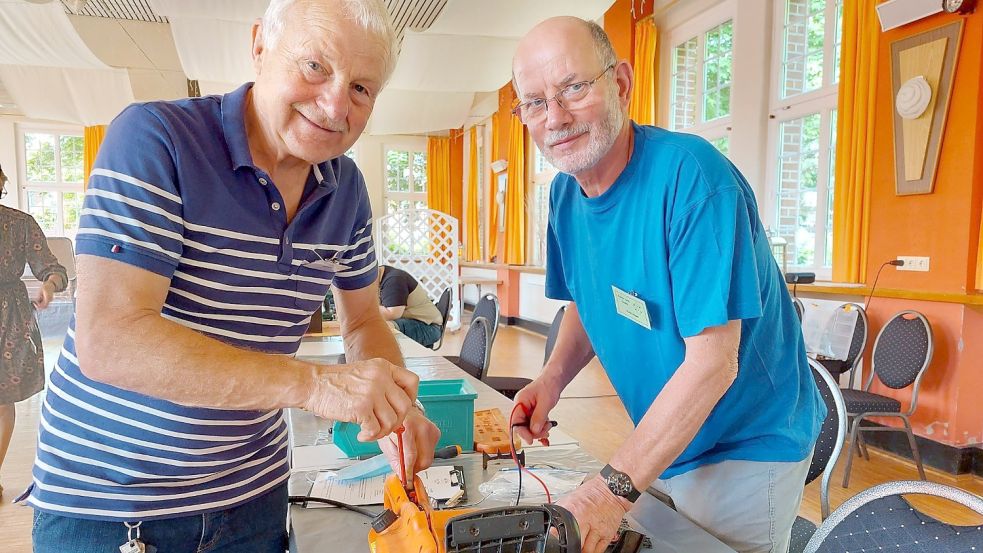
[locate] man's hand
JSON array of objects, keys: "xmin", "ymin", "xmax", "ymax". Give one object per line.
[
  {"xmin": 379, "ymin": 409, "xmax": 441, "ymax": 475},
  {"xmin": 511, "ymin": 377, "xmax": 562, "ymax": 444},
  {"xmin": 303, "ymin": 358, "xmax": 420, "ymax": 441},
  {"xmin": 33, "ymin": 280, "xmax": 56, "ymax": 310},
  {"xmin": 557, "ymin": 476, "xmax": 630, "ymax": 553}
]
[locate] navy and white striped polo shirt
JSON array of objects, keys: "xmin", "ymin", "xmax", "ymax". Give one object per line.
[{"xmin": 27, "ymin": 83, "xmax": 378, "ymax": 521}]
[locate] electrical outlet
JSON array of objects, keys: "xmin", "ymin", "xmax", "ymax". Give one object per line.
[{"xmin": 897, "ymin": 256, "xmax": 930, "ymax": 272}]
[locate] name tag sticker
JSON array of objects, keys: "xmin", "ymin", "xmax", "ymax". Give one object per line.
[{"xmin": 612, "ymin": 285, "xmax": 652, "ymax": 330}]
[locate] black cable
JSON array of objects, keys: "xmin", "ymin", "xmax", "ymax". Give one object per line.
[
  {"xmin": 865, "ymin": 260, "xmax": 902, "ymax": 311},
  {"xmin": 288, "ymin": 495, "xmax": 377, "ymax": 518}
]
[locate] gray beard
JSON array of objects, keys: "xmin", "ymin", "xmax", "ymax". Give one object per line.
[{"xmin": 543, "ymin": 92, "xmax": 625, "ymax": 175}]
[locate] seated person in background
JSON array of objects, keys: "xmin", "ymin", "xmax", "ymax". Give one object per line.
[{"xmin": 377, "ymin": 265, "xmax": 443, "ymax": 347}]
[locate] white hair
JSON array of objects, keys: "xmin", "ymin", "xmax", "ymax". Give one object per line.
[{"xmin": 261, "ymin": 0, "xmax": 398, "ymax": 81}]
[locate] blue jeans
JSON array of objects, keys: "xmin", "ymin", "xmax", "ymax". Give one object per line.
[
  {"xmin": 33, "ymin": 484, "xmax": 288, "ymax": 553},
  {"xmin": 393, "ymin": 318, "xmax": 441, "ymax": 348}
]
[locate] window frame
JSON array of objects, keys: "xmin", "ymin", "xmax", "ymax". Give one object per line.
[
  {"xmin": 16, "ymin": 124, "xmax": 85, "ymax": 240},
  {"xmin": 666, "ymin": 3, "xmax": 736, "ymax": 143},
  {"xmin": 526, "ymin": 141, "xmax": 557, "ymax": 268},
  {"xmin": 762, "ymin": 0, "xmax": 843, "ymax": 280}
]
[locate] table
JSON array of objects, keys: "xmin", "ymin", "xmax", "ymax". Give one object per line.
[
  {"xmin": 287, "ymin": 356, "xmax": 734, "ymax": 552},
  {"xmin": 295, "ymin": 332, "xmax": 441, "ymax": 358}
]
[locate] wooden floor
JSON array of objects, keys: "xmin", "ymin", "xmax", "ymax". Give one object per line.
[{"xmin": 1, "ymin": 323, "xmax": 980, "ymax": 551}]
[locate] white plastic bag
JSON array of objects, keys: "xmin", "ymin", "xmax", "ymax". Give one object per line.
[{"xmin": 478, "ymin": 468, "xmax": 588, "ymax": 501}]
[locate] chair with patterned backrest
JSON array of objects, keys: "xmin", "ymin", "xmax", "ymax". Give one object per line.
[
  {"xmin": 472, "ymin": 294, "xmax": 500, "ymax": 344},
  {"xmin": 543, "ymin": 304, "xmax": 567, "ymax": 366},
  {"xmin": 803, "ymin": 480, "xmax": 983, "ymax": 553},
  {"xmin": 817, "ymin": 303, "xmax": 869, "ymax": 391},
  {"xmin": 431, "ymin": 288, "xmax": 452, "ymax": 351},
  {"xmin": 840, "ymin": 310, "xmax": 932, "ymax": 488},
  {"xmin": 456, "ymin": 316, "xmax": 491, "ymax": 381},
  {"xmin": 788, "ymin": 359, "xmax": 848, "ymax": 553}
]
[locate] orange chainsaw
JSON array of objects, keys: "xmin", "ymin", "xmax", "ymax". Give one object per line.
[{"xmin": 367, "ymin": 474, "xmax": 646, "ymax": 553}]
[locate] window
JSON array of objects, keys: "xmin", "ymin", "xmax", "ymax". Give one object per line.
[
  {"xmin": 669, "ymin": 17, "xmax": 734, "ymax": 147},
  {"xmin": 529, "ymin": 144, "xmax": 557, "ymax": 267},
  {"xmin": 383, "ymin": 147, "xmax": 428, "ymax": 256},
  {"xmin": 19, "ymin": 129, "xmax": 85, "ymax": 240},
  {"xmin": 765, "ymin": 0, "xmax": 842, "ymax": 277}
]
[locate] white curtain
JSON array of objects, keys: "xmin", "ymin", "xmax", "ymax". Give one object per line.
[{"xmin": 0, "ymin": 1, "xmax": 134, "ymax": 125}]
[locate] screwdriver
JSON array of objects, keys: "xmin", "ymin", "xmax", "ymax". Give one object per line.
[{"xmin": 434, "ymin": 445, "xmax": 462, "ymax": 459}]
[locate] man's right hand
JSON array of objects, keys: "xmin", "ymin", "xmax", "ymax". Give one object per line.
[
  {"xmin": 303, "ymin": 359, "xmax": 420, "ymax": 442},
  {"xmin": 512, "ymin": 377, "xmax": 562, "ymax": 445}
]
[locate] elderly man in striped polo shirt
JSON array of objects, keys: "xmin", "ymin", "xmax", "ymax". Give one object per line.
[{"xmin": 25, "ymin": 1, "xmax": 440, "ymax": 551}]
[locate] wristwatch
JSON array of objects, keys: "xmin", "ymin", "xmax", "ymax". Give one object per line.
[{"xmin": 599, "ymin": 464, "xmax": 641, "ymax": 503}]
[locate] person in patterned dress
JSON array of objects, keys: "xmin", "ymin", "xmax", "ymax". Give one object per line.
[{"xmin": 0, "ymin": 164, "xmax": 67, "ymax": 498}]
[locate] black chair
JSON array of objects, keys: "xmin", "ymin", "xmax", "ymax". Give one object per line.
[
  {"xmin": 803, "ymin": 480, "xmax": 983, "ymax": 553},
  {"xmin": 431, "ymin": 288, "xmax": 452, "ymax": 351},
  {"xmin": 543, "ymin": 305, "xmax": 567, "ymax": 365},
  {"xmin": 472, "ymin": 294, "xmax": 500, "ymax": 344},
  {"xmin": 841, "ymin": 310, "xmax": 932, "ymax": 488},
  {"xmin": 789, "ymin": 359, "xmax": 848, "ymax": 553},
  {"xmin": 456, "ymin": 316, "xmax": 491, "ymax": 380},
  {"xmin": 817, "ymin": 303, "xmax": 868, "ymax": 390},
  {"xmin": 793, "ymin": 297, "xmax": 805, "ymax": 321}
]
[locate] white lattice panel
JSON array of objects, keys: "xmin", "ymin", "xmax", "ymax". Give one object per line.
[{"xmin": 375, "ymin": 209, "xmax": 461, "ymax": 330}]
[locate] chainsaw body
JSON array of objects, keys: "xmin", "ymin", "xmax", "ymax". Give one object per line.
[{"xmin": 367, "ymin": 475, "xmax": 643, "ymax": 553}]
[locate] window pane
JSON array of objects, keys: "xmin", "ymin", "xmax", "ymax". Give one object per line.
[
  {"xmin": 671, "ymin": 37, "xmax": 699, "ymax": 130},
  {"xmin": 533, "ymin": 183, "xmax": 550, "ymax": 266},
  {"xmin": 776, "ymin": 113, "xmax": 821, "ymax": 268},
  {"xmin": 702, "ymin": 21, "xmax": 733, "ymax": 122},
  {"xmin": 412, "ymin": 152, "xmax": 427, "ymax": 193},
  {"xmin": 62, "ymin": 191, "xmax": 84, "ymax": 238},
  {"xmin": 25, "ymin": 133, "xmax": 56, "ymax": 182},
  {"xmin": 344, "ymin": 148, "xmax": 355, "ymax": 160},
  {"xmin": 386, "ymin": 150, "xmax": 409, "ymax": 192},
  {"xmin": 833, "ymin": 0, "xmax": 843, "ymax": 84},
  {"xmin": 825, "ymin": 109, "xmax": 837, "ymax": 268},
  {"xmin": 783, "ymin": 0, "xmax": 830, "ymax": 97},
  {"xmin": 534, "ymin": 145, "xmax": 554, "ymax": 174},
  {"xmin": 27, "ymin": 190, "xmax": 58, "ymax": 234},
  {"xmin": 710, "ymin": 136, "xmax": 730, "ymax": 157},
  {"xmin": 60, "ymin": 135, "xmax": 84, "ymax": 183}
]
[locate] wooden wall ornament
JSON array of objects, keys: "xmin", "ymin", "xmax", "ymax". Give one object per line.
[{"xmin": 890, "ymin": 20, "xmax": 963, "ymax": 195}]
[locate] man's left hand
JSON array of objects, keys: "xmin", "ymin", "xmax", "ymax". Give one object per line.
[
  {"xmin": 557, "ymin": 476, "xmax": 631, "ymax": 553},
  {"xmin": 379, "ymin": 409, "xmax": 441, "ymax": 476}
]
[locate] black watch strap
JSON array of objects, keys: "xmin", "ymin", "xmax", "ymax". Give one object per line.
[{"xmin": 600, "ymin": 464, "xmax": 641, "ymax": 503}]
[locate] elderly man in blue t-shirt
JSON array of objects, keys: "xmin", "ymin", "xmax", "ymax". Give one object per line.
[
  {"xmin": 27, "ymin": 1, "xmax": 440, "ymax": 551},
  {"xmin": 511, "ymin": 17, "xmax": 825, "ymax": 553}
]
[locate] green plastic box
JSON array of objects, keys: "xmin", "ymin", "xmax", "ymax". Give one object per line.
[{"xmin": 331, "ymin": 379, "xmax": 478, "ymax": 458}]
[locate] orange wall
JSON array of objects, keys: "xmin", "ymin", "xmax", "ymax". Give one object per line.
[
  {"xmin": 856, "ymin": 11, "xmax": 983, "ymax": 448},
  {"xmin": 604, "ymin": 0, "xmax": 635, "ymax": 61},
  {"xmin": 866, "ymin": 13, "xmax": 983, "ymax": 294}
]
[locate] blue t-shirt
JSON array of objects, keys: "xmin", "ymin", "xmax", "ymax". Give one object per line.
[
  {"xmin": 27, "ymin": 83, "xmax": 378, "ymax": 521},
  {"xmin": 546, "ymin": 123, "xmax": 824, "ymax": 478}
]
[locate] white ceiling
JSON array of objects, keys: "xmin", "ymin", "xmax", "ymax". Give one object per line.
[{"xmin": 0, "ymin": 0, "xmax": 613, "ymax": 133}]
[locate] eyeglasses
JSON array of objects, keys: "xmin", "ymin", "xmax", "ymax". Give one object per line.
[{"xmin": 512, "ymin": 65, "xmax": 615, "ymax": 124}]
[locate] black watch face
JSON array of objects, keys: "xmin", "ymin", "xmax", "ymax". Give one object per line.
[{"xmin": 607, "ymin": 472, "xmax": 634, "ymax": 496}]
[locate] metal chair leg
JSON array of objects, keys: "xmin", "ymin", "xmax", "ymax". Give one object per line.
[
  {"xmin": 842, "ymin": 416, "xmax": 863, "ymax": 488},
  {"xmin": 900, "ymin": 416, "xmax": 927, "ymax": 481},
  {"xmin": 857, "ymin": 433, "xmax": 870, "ymax": 461}
]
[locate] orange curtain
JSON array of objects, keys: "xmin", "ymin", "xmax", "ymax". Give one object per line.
[
  {"xmin": 831, "ymin": 0, "xmax": 880, "ymax": 283},
  {"xmin": 465, "ymin": 127, "xmax": 481, "ymax": 262},
  {"xmin": 83, "ymin": 125, "xmax": 106, "ymax": 190},
  {"xmin": 426, "ymin": 136, "xmax": 451, "ymax": 214},
  {"xmin": 628, "ymin": 18, "xmax": 658, "ymax": 126},
  {"xmin": 504, "ymin": 114, "xmax": 526, "ymax": 265},
  {"xmin": 487, "ymin": 113, "xmax": 501, "ymax": 262}
]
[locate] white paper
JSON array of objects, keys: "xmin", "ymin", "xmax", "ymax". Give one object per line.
[
  {"xmin": 291, "ymin": 444, "xmax": 354, "ymax": 473},
  {"xmin": 307, "ymin": 473, "xmax": 387, "ymax": 507},
  {"xmin": 418, "ymin": 466, "xmax": 463, "ymax": 501}
]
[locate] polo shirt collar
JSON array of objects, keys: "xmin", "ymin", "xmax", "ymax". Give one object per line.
[{"xmin": 221, "ymin": 82, "xmax": 338, "ymax": 193}]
